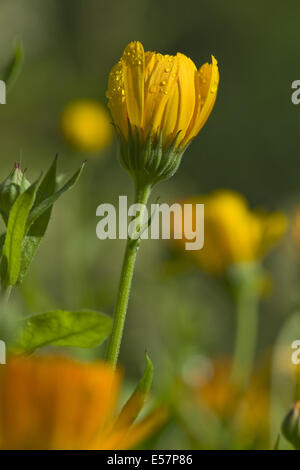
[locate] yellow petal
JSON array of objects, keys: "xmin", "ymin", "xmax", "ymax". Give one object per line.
[
  {"xmin": 122, "ymin": 41, "xmax": 145, "ymax": 128},
  {"xmin": 143, "ymin": 52, "xmax": 179, "ymax": 136},
  {"xmin": 184, "ymin": 55, "xmax": 219, "ymax": 144},
  {"xmin": 159, "ymin": 78, "xmax": 180, "ymax": 142},
  {"xmin": 175, "ymin": 53, "xmax": 197, "ymax": 141},
  {"xmin": 106, "ymin": 60, "xmax": 128, "ymax": 136}
]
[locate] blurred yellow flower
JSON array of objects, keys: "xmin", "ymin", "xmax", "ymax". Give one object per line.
[
  {"xmin": 61, "ymin": 100, "xmax": 113, "ymax": 153},
  {"xmin": 173, "ymin": 190, "xmax": 287, "ymax": 275},
  {"xmin": 0, "ymin": 355, "xmax": 165, "ymax": 450},
  {"xmin": 107, "ymin": 41, "xmax": 219, "ymax": 149}
]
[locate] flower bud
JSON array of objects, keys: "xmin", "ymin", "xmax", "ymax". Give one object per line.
[
  {"xmin": 106, "ymin": 41, "xmax": 219, "ymax": 188},
  {"xmin": 0, "ymin": 163, "xmax": 31, "ymax": 217},
  {"xmin": 281, "ymin": 401, "xmax": 300, "ymax": 449}
]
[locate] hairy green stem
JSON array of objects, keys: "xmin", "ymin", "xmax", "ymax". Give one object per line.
[{"xmin": 105, "ymin": 183, "xmax": 152, "ymax": 367}]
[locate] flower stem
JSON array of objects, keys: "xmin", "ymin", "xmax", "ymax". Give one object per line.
[
  {"xmin": 105, "ymin": 183, "xmax": 152, "ymax": 367},
  {"xmin": 230, "ymin": 265, "xmax": 259, "ymax": 389}
]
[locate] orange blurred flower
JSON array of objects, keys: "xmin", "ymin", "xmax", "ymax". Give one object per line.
[
  {"xmin": 0, "ymin": 355, "xmax": 165, "ymax": 450},
  {"xmin": 193, "ymin": 358, "xmax": 270, "ymax": 448}
]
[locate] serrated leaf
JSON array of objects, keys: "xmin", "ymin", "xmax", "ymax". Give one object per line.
[
  {"xmin": 17, "ymin": 156, "xmax": 57, "ymax": 284},
  {"xmin": 14, "ymin": 309, "xmax": 112, "ymax": 353},
  {"xmin": 0, "ymin": 177, "xmax": 40, "ymax": 287},
  {"xmin": 26, "ymin": 162, "xmax": 85, "ymax": 232},
  {"xmin": 1, "ymin": 41, "xmax": 24, "ymax": 90},
  {"xmin": 116, "ymin": 353, "xmax": 153, "ymax": 427}
]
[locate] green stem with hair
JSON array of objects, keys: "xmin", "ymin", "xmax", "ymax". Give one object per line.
[{"xmin": 105, "ymin": 183, "xmax": 152, "ymax": 368}]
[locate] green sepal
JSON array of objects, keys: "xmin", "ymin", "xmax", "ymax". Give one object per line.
[{"xmin": 117, "ymin": 123, "xmax": 185, "ymax": 188}]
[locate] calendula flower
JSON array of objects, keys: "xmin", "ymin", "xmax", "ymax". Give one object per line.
[
  {"xmin": 106, "ymin": 41, "xmax": 219, "ymax": 187},
  {"xmin": 173, "ymin": 190, "xmax": 287, "ymax": 275},
  {"xmin": 0, "ymin": 355, "xmax": 165, "ymax": 450},
  {"xmin": 61, "ymin": 100, "xmax": 113, "ymax": 153}
]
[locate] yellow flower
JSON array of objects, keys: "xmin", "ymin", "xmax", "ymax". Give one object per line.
[
  {"xmin": 0, "ymin": 355, "xmax": 165, "ymax": 450},
  {"xmin": 173, "ymin": 190, "xmax": 287, "ymax": 275},
  {"xmin": 61, "ymin": 100, "xmax": 113, "ymax": 153},
  {"xmin": 106, "ymin": 41, "xmax": 219, "ymax": 186}
]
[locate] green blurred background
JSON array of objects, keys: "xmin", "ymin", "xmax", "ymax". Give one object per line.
[{"xmin": 1, "ymin": 0, "xmax": 300, "ymax": 449}]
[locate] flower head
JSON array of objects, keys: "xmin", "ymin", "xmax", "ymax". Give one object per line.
[
  {"xmin": 106, "ymin": 41, "xmax": 219, "ymax": 186},
  {"xmin": 172, "ymin": 190, "xmax": 287, "ymax": 275},
  {"xmin": 61, "ymin": 100, "xmax": 113, "ymax": 153},
  {"xmin": 0, "ymin": 355, "xmax": 165, "ymax": 450}
]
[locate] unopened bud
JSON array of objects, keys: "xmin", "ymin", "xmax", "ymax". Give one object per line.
[
  {"xmin": 0, "ymin": 163, "xmax": 30, "ymax": 216},
  {"xmin": 281, "ymin": 401, "xmax": 300, "ymax": 449}
]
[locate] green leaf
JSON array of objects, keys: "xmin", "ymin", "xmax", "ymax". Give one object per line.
[
  {"xmin": 1, "ymin": 41, "xmax": 24, "ymax": 90},
  {"xmin": 116, "ymin": 353, "xmax": 153, "ymax": 427},
  {"xmin": 17, "ymin": 236, "xmax": 42, "ymax": 285},
  {"xmin": 26, "ymin": 161, "xmax": 86, "ymax": 232},
  {"xmin": 17, "ymin": 156, "xmax": 58, "ymax": 284},
  {"xmin": 0, "ymin": 177, "xmax": 40, "ymax": 287},
  {"xmin": 14, "ymin": 309, "xmax": 112, "ymax": 353}
]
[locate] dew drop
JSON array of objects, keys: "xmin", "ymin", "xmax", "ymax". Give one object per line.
[{"xmin": 149, "ymin": 85, "xmax": 157, "ymax": 93}]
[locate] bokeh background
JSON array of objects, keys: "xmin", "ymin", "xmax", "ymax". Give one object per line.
[{"xmin": 1, "ymin": 0, "xmax": 300, "ymax": 449}]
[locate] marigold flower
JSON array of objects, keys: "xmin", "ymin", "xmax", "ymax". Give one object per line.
[
  {"xmin": 61, "ymin": 100, "xmax": 113, "ymax": 153},
  {"xmin": 172, "ymin": 190, "xmax": 287, "ymax": 275},
  {"xmin": 106, "ymin": 41, "xmax": 219, "ymax": 186},
  {"xmin": 0, "ymin": 355, "xmax": 165, "ymax": 450}
]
